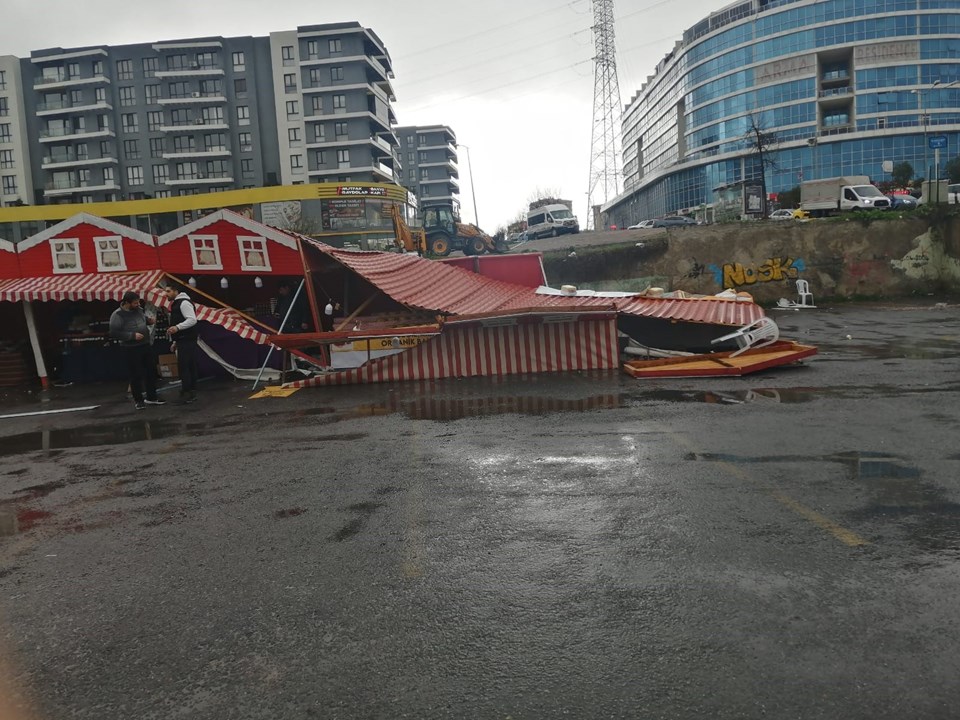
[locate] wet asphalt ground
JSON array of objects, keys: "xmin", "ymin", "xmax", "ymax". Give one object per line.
[{"xmin": 1, "ymin": 301, "xmax": 960, "ymax": 719}]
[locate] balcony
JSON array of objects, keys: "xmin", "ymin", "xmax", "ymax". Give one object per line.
[
  {"xmin": 158, "ymin": 120, "xmax": 229, "ymax": 133},
  {"xmin": 38, "ymin": 127, "xmax": 116, "ymax": 143},
  {"xmin": 417, "ymin": 142, "xmax": 457, "ymax": 159},
  {"xmin": 158, "ymin": 94, "xmax": 228, "ymax": 106},
  {"xmin": 44, "ymin": 180, "xmax": 120, "ymax": 196},
  {"xmin": 36, "ymin": 99, "xmax": 113, "ymax": 117},
  {"xmin": 42, "ymin": 153, "xmax": 118, "ymax": 169},
  {"xmin": 154, "ymin": 66, "xmax": 225, "ymax": 79},
  {"xmin": 818, "ymin": 86, "xmax": 851, "ymax": 99},
  {"xmin": 33, "ymin": 74, "xmax": 110, "ymax": 90},
  {"xmin": 166, "ymin": 173, "xmax": 235, "ymax": 186},
  {"xmin": 308, "ymin": 165, "xmax": 394, "ymax": 182},
  {"xmin": 419, "ymin": 159, "xmax": 459, "ymax": 177},
  {"xmin": 162, "ymin": 148, "xmax": 232, "ymax": 160}
]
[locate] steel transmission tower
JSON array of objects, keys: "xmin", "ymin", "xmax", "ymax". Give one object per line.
[{"xmin": 586, "ymin": 0, "xmax": 623, "ymax": 230}]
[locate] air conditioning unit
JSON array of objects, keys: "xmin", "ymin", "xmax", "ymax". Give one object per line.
[{"xmin": 191, "ymin": 91, "xmax": 201, "ymax": 98}]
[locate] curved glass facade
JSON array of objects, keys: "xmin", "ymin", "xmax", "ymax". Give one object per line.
[{"xmin": 607, "ymin": 0, "xmax": 960, "ymax": 226}]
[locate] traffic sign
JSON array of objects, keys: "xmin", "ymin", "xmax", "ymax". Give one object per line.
[{"xmin": 929, "ymin": 135, "xmax": 948, "ymax": 150}]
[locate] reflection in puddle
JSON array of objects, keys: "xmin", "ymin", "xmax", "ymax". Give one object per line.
[{"xmin": 634, "ymin": 388, "xmax": 829, "ymax": 405}]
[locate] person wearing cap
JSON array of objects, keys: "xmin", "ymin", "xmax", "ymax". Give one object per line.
[
  {"xmin": 162, "ymin": 284, "xmax": 199, "ymax": 404},
  {"xmin": 109, "ymin": 291, "xmax": 165, "ymax": 410}
]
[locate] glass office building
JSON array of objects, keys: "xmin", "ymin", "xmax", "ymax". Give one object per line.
[{"xmin": 605, "ymin": 0, "xmax": 960, "ymax": 226}]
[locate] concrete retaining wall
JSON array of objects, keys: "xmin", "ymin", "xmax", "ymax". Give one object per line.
[{"xmin": 542, "ymin": 216, "xmax": 960, "ymax": 304}]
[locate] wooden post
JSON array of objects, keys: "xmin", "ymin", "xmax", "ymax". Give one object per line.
[{"xmin": 23, "ymin": 301, "xmax": 49, "ymax": 390}]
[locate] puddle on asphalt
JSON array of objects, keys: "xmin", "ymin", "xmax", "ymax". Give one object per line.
[
  {"xmin": 632, "ymin": 388, "xmax": 831, "ymax": 405},
  {"xmin": 830, "ymin": 341, "xmax": 958, "ymax": 361},
  {"xmin": 0, "ymin": 419, "xmax": 242, "ymax": 457}
]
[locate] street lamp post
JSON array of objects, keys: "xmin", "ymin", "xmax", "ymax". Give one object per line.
[
  {"xmin": 459, "ymin": 144, "xmax": 480, "ymax": 228},
  {"xmin": 913, "ymin": 80, "xmax": 958, "ymax": 195}
]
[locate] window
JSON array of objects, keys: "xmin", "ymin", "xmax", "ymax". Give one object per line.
[
  {"xmin": 50, "ymin": 238, "xmax": 81, "ymax": 273},
  {"xmin": 116, "ymin": 59, "xmax": 133, "ymax": 80},
  {"xmin": 200, "ymin": 78, "xmax": 222, "ymax": 96},
  {"xmin": 170, "ymin": 108, "xmax": 190, "ymax": 126},
  {"xmin": 0, "ymin": 70, "xmax": 6, "ymax": 90},
  {"xmin": 241, "ymin": 158, "xmax": 254, "ymax": 178},
  {"xmin": 100, "ymin": 140, "xmax": 112, "ymax": 156},
  {"xmin": 286, "ymin": 100, "xmax": 299, "ymax": 119},
  {"xmin": 80, "ymin": 195, "xmax": 94, "ymax": 204},
  {"xmin": 152, "ymin": 164, "xmax": 169, "ymax": 184},
  {"xmin": 330, "ymin": 66, "xmax": 344, "ymax": 82},
  {"xmin": 121, "ymin": 113, "xmax": 139, "ymax": 133},
  {"xmin": 335, "ymin": 122, "xmax": 348, "ymax": 139},
  {"xmin": 92, "ymin": 61, "xmax": 103, "ymax": 76},
  {"xmin": 176, "ymin": 161, "xmax": 199, "ymax": 179},
  {"xmin": 95, "ymin": 236, "xmax": 126, "ymax": 271},
  {"xmin": 329, "ymin": 39, "xmax": 342, "ymax": 55},
  {"xmin": 95, "ymin": 87, "xmax": 106, "ymax": 103},
  {"xmin": 173, "ymin": 136, "xmax": 195, "ymax": 153},
  {"xmin": 237, "ymin": 106, "xmax": 250, "ymax": 125},
  {"xmin": 190, "ymin": 235, "xmax": 222, "ymax": 269},
  {"xmin": 315, "ymin": 150, "xmax": 326, "ymax": 165},
  {"xmin": 144, "ymin": 84, "xmax": 161, "ymax": 104},
  {"xmin": 310, "ymin": 95, "xmax": 323, "ymax": 113},
  {"xmin": 201, "ymin": 106, "xmax": 224, "ymax": 124},
  {"xmin": 166, "ymin": 54, "xmax": 187, "ymax": 71},
  {"xmin": 420, "ymin": 168, "xmax": 429, "ymax": 180},
  {"xmin": 103, "ymin": 167, "xmax": 115, "ymax": 182},
  {"xmin": 119, "ymin": 86, "xmax": 136, "ymax": 106},
  {"xmin": 123, "ymin": 139, "xmax": 140, "ymax": 159},
  {"xmin": 0, "ymin": 98, "xmax": 7, "ymax": 117},
  {"xmin": 284, "ymin": 73, "xmax": 297, "ymax": 93},
  {"xmin": 168, "ymin": 81, "xmax": 189, "ymax": 99},
  {"xmin": 239, "ymin": 132, "xmax": 252, "ymax": 152},
  {"xmin": 407, "ymin": 152, "xmax": 415, "ymax": 164},
  {"xmin": 97, "ymin": 115, "xmax": 109, "ymax": 131},
  {"xmin": 232, "ymin": 51, "xmax": 245, "ymax": 71},
  {"xmin": 408, "ymin": 170, "xmax": 415, "ymax": 181},
  {"xmin": 70, "ymin": 89, "xmax": 83, "ymax": 106},
  {"xmin": 155, "ymin": 190, "xmax": 171, "ymax": 199},
  {"xmin": 337, "ymin": 149, "xmax": 350, "ymax": 168},
  {"xmin": 234, "ymin": 78, "xmax": 247, "ymax": 97},
  {"xmin": 281, "ymin": 45, "xmax": 295, "ymax": 66},
  {"xmin": 206, "ymin": 159, "xmax": 229, "ymax": 177},
  {"xmin": 288, "ymin": 127, "xmax": 301, "ymax": 146},
  {"xmin": 0, "ymin": 150, "xmax": 13, "ymax": 169},
  {"xmin": 332, "ymin": 95, "xmax": 346, "ymax": 113},
  {"xmin": 418, "ymin": 135, "xmax": 427, "ymax": 146},
  {"xmin": 142, "ymin": 57, "xmax": 159, "ymax": 78},
  {"xmin": 0, "ymin": 124, "xmax": 11, "ymax": 143},
  {"xmin": 419, "ymin": 152, "xmax": 428, "ymax": 162},
  {"xmin": 306, "ymin": 40, "xmax": 319, "ymax": 59},
  {"xmin": 196, "ymin": 52, "xmax": 216, "ymax": 69},
  {"xmin": 308, "ymin": 68, "xmax": 323, "ymax": 88},
  {"xmin": 149, "ymin": 137, "xmax": 164, "ymax": 158},
  {"xmin": 76, "ymin": 143, "xmax": 88, "ymax": 160},
  {"xmin": 290, "ymin": 154, "xmax": 303, "ymax": 170},
  {"xmin": 126, "ymin": 165, "xmax": 144, "ymax": 186},
  {"xmin": 238, "ymin": 236, "xmax": 270, "ymax": 271},
  {"xmin": 204, "ymin": 132, "xmax": 226, "ymax": 151},
  {"xmin": 406, "ymin": 136, "xmax": 413, "ymax": 147},
  {"xmin": 312, "ymin": 124, "xmax": 325, "ymax": 143},
  {"xmin": 1, "ymin": 175, "xmax": 17, "ymax": 195},
  {"xmin": 147, "ymin": 111, "xmax": 164, "ymax": 132}
]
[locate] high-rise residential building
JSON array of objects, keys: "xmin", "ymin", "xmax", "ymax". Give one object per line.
[
  {"xmin": 396, "ymin": 125, "xmax": 459, "ymax": 209},
  {"xmin": 6, "ymin": 22, "xmax": 398, "ymax": 206},
  {"xmin": 605, "ymin": 0, "xmax": 960, "ymax": 227},
  {"xmin": 0, "ymin": 56, "xmax": 34, "ymax": 207},
  {"xmin": 269, "ymin": 24, "xmax": 399, "ymax": 187}
]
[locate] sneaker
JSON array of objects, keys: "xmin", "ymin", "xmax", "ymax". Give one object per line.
[
  {"xmin": 134, "ymin": 401, "xmax": 146, "ymax": 410},
  {"xmin": 143, "ymin": 398, "xmax": 166, "ymax": 406}
]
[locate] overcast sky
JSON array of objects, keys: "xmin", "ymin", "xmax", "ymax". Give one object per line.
[{"xmin": 2, "ymin": 0, "xmax": 721, "ymax": 229}]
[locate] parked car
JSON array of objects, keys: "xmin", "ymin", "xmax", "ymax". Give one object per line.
[
  {"xmin": 886, "ymin": 194, "xmax": 918, "ymax": 210},
  {"xmin": 628, "ymin": 220, "xmax": 654, "ymax": 229},
  {"xmin": 652, "ymin": 216, "xmax": 697, "ymax": 228},
  {"xmin": 769, "ymin": 209, "xmax": 795, "ymax": 220}
]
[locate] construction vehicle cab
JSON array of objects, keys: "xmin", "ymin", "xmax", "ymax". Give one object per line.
[{"xmin": 422, "ymin": 202, "xmax": 507, "ymax": 257}]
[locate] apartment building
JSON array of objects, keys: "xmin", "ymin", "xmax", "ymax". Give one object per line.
[
  {"xmin": 0, "ymin": 56, "xmax": 34, "ymax": 206},
  {"xmin": 396, "ymin": 125, "xmax": 459, "ymax": 209},
  {"xmin": 7, "ymin": 22, "xmax": 398, "ymax": 206}
]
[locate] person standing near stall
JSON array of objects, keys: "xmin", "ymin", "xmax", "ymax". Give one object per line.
[
  {"xmin": 162, "ymin": 284, "xmax": 199, "ymax": 404},
  {"xmin": 109, "ymin": 291, "xmax": 165, "ymax": 410}
]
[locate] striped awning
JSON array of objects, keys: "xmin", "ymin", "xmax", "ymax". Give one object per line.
[{"xmin": 0, "ymin": 270, "xmax": 167, "ymax": 304}]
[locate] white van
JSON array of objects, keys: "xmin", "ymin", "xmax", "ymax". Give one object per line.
[{"xmin": 526, "ymin": 204, "xmax": 580, "ymax": 239}]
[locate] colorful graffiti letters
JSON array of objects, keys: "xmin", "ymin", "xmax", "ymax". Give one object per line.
[{"xmin": 710, "ymin": 257, "xmax": 807, "ymax": 289}]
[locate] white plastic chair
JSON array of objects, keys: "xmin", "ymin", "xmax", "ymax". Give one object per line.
[
  {"xmin": 796, "ymin": 279, "xmax": 815, "ymax": 307},
  {"xmin": 712, "ymin": 316, "xmax": 780, "ymax": 357}
]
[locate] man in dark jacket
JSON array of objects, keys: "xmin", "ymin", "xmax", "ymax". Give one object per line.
[
  {"xmin": 275, "ymin": 280, "xmax": 310, "ymax": 333},
  {"xmin": 162, "ymin": 284, "xmax": 199, "ymax": 404},
  {"xmin": 109, "ymin": 291, "xmax": 164, "ymax": 410}
]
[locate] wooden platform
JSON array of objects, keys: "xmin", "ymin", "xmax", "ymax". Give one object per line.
[{"xmin": 623, "ymin": 341, "xmax": 818, "ymax": 379}]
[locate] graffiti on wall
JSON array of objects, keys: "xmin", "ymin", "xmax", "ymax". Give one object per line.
[{"xmin": 708, "ymin": 257, "xmax": 807, "ymax": 289}]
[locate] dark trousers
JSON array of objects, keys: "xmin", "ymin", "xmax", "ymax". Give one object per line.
[
  {"xmin": 177, "ymin": 338, "xmax": 199, "ymax": 396},
  {"xmin": 124, "ymin": 344, "xmax": 157, "ymax": 403}
]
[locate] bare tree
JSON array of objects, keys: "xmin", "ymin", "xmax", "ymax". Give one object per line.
[
  {"xmin": 274, "ymin": 205, "xmax": 323, "ymax": 237},
  {"xmin": 744, "ymin": 114, "xmax": 780, "ymax": 218}
]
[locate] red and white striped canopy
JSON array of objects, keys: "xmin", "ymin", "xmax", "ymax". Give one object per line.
[{"xmin": 0, "ymin": 270, "xmax": 167, "ymax": 304}]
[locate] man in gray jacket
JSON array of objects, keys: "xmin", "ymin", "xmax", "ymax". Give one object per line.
[{"xmin": 109, "ymin": 291, "xmax": 164, "ymax": 410}]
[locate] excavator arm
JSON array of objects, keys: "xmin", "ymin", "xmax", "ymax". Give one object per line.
[{"xmin": 387, "ymin": 204, "xmax": 427, "ymax": 255}]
